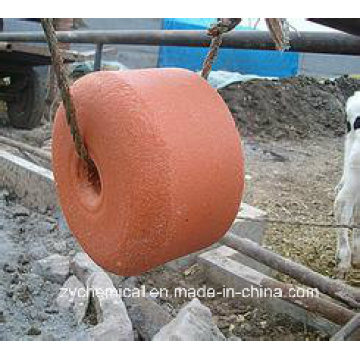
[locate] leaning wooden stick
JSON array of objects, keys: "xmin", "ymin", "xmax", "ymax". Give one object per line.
[
  {"xmin": 330, "ymin": 313, "xmax": 360, "ymax": 340},
  {"xmin": 223, "ymin": 232, "xmax": 360, "ymax": 308}
]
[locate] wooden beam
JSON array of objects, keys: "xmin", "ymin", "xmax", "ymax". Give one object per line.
[
  {"xmin": 331, "ymin": 313, "xmax": 360, "ymax": 340},
  {"xmin": 223, "ymin": 232, "xmax": 360, "ymax": 308}
]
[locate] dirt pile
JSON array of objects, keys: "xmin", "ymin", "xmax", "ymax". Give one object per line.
[{"xmin": 219, "ymin": 76, "xmax": 360, "ymax": 140}]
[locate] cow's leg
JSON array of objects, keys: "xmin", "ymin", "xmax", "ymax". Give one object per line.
[
  {"xmin": 334, "ymin": 192, "xmax": 353, "ymax": 279},
  {"xmin": 352, "ymin": 204, "xmax": 360, "ymax": 268}
]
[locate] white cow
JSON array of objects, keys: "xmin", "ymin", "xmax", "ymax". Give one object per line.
[{"xmin": 334, "ymin": 91, "xmax": 360, "ymax": 278}]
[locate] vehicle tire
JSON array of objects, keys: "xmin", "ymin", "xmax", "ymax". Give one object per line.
[{"xmin": 6, "ymin": 66, "xmax": 47, "ymax": 129}]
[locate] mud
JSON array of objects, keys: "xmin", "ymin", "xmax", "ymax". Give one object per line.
[{"xmin": 219, "ymin": 76, "xmax": 360, "ymax": 140}]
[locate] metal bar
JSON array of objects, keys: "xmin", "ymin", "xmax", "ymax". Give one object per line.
[
  {"xmin": 308, "ymin": 18, "xmax": 360, "ymax": 37},
  {"xmin": 94, "ymin": 43, "xmax": 103, "ymax": 71},
  {"xmin": 0, "ymin": 30, "xmax": 360, "ymax": 55},
  {"xmin": 223, "ymin": 232, "xmax": 360, "ymax": 308}
]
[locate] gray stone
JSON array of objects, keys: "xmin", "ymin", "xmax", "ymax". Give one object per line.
[
  {"xmin": 88, "ymin": 272, "xmax": 128, "ymax": 321},
  {"xmin": 27, "ymin": 243, "xmax": 50, "ymax": 261},
  {"xmin": 86, "ymin": 272, "xmax": 133, "ymax": 341},
  {"xmin": 33, "ymin": 254, "xmax": 70, "ymax": 284},
  {"xmin": 3, "ymin": 263, "xmax": 16, "ymax": 273},
  {"xmin": 26, "ymin": 326, "xmax": 41, "ymax": 336},
  {"xmin": 227, "ymin": 203, "xmax": 267, "ymax": 245},
  {"xmin": 0, "ymin": 151, "xmax": 56, "ymax": 211},
  {"xmin": 25, "ymin": 273, "xmax": 44, "ymax": 295},
  {"xmin": 53, "ymin": 240, "xmax": 67, "ymax": 253},
  {"xmin": 12, "ymin": 204, "xmax": 30, "ymax": 217},
  {"xmin": 71, "ymin": 252, "xmax": 102, "ymax": 285},
  {"xmin": 87, "ymin": 319, "xmax": 133, "ymax": 341},
  {"xmin": 123, "ymin": 292, "xmax": 173, "ymax": 340},
  {"xmin": 153, "ymin": 298, "xmax": 225, "ymax": 341},
  {"xmin": 70, "ymin": 330, "xmax": 92, "ymax": 341},
  {"xmin": 56, "ymin": 275, "xmax": 89, "ymax": 324},
  {"xmin": 39, "ymin": 333, "xmax": 57, "ymax": 341},
  {"xmin": 71, "ymin": 252, "xmax": 133, "ymax": 340}
]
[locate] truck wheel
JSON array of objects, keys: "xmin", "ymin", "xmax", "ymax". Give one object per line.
[{"xmin": 6, "ymin": 67, "xmax": 47, "ymax": 129}]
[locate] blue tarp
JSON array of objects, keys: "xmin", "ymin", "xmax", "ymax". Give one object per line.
[{"xmin": 158, "ymin": 18, "xmax": 299, "ymax": 77}]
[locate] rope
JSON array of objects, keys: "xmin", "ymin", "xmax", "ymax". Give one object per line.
[
  {"xmin": 201, "ymin": 35, "xmax": 223, "ymax": 80},
  {"xmin": 201, "ymin": 18, "xmax": 292, "ymax": 79},
  {"xmin": 236, "ymin": 215, "xmax": 360, "ymax": 230},
  {"xmin": 201, "ymin": 18, "xmax": 241, "ymax": 80},
  {"xmin": 41, "ymin": 18, "xmax": 91, "ymax": 163},
  {"xmin": 265, "ymin": 18, "xmax": 291, "ymax": 51}
]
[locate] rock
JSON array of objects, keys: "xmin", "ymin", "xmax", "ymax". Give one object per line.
[
  {"xmin": 53, "ymin": 241, "xmax": 67, "ymax": 253},
  {"xmin": 87, "ymin": 320, "xmax": 130, "ymax": 341},
  {"xmin": 153, "ymin": 298, "xmax": 225, "ymax": 341},
  {"xmin": 33, "ymin": 254, "xmax": 70, "ymax": 284},
  {"xmin": 26, "ymin": 326, "xmax": 41, "ymax": 336},
  {"xmin": 56, "ymin": 275, "xmax": 89, "ymax": 324},
  {"xmin": 3, "ymin": 263, "xmax": 16, "ymax": 273},
  {"xmin": 0, "ymin": 310, "xmax": 5, "ymax": 323},
  {"xmin": 12, "ymin": 204, "xmax": 30, "ymax": 217},
  {"xmin": 123, "ymin": 292, "xmax": 173, "ymax": 340},
  {"xmin": 18, "ymin": 254, "xmax": 30, "ymax": 266},
  {"xmin": 71, "ymin": 252, "xmax": 102, "ymax": 284},
  {"xmin": 37, "ymin": 312, "xmax": 49, "ymax": 322},
  {"xmin": 70, "ymin": 330, "xmax": 92, "ymax": 341},
  {"xmin": 44, "ymin": 307, "xmax": 59, "ymax": 314},
  {"xmin": 87, "ymin": 319, "xmax": 133, "ymax": 341},
  {"xmin": 27, "ymin": 243, "xmax": 50, "ymax": 261},
  {"xmin": 89, "ymin": 272, "xmax": 132, "ymax": 323},
  {"xmin": 86, "ymin": 272, "xmax": 133, "ymax": 341},
  {"xmin": 39, "ymin": 333, "xmax": 57, "ymax": 341},
  {"xmin": 25, "ymin": 273, "xmax": 44, "ymax": 295}
]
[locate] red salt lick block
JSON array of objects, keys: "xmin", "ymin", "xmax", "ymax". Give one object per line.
[{"xmin": 52, "ymin": 68, "xmax": 244, "ymax": 276}]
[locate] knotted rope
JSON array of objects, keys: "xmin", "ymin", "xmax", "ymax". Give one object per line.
[
  {"xmin": 201, "ymin": 18, "xmax": 291, "ymax": 79},
  {"xmin": 201, "ymin": 18, "xmax": 242, "ymax": 80},
  {"xmin": 41, "ymin": 18, "xmax": 91, "ymax": 164}
]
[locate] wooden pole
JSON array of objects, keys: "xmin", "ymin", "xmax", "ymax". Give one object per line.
[
  {"xmin": 261, "ymin": 275, "xmax": 355, "ymax": 326},
  {"xmin": 223, "ymin": 232, "xmax": 360, "ymax": 308},
  {"xmin": 330, "ymin": 313, "xmax": 360, "ymax": 340}
]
